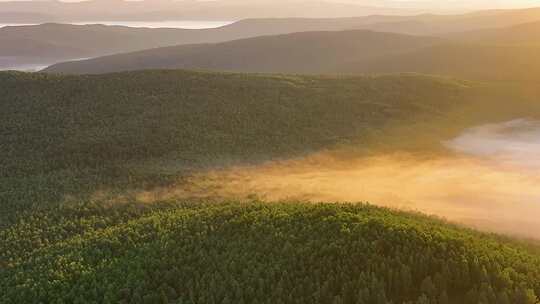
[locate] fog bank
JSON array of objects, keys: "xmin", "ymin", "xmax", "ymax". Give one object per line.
[
  {"xmin": 138, "ymin": 119, "xmax": 540, "ymax": 240},
  {"xmin": 446, "ymin": 119, "xmax": 540, "ymax": 169}
]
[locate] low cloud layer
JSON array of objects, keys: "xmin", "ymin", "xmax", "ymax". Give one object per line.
[
  {"xmin": 135, "ymin": 119, "xmax": 540, "ymax": 240},
  {"xmin": 446, "ymin": 119, "xmax": 540, "ymax": 169}
]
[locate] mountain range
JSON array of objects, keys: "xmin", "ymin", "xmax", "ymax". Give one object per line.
[
  {"xmin": 4, "ymin": 7, "xmax": 540, "ymax": 70},
  {"xmin": 43, "ymin": 30, "xmax": 440, "ymax": 75},
  {"xmin": 0, "ymin": 0, "xmax": 416, "ymax": 22},
  {"xmin": 43, "ymin": 20, "xmax": 540, "ymax": 81}
]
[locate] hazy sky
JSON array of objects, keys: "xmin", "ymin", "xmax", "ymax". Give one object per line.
[
  {"xmin": 1, "ymin": 0, "xmax": 540, "ymax": 17},
  {"xmin": 1, "ymin": 0, "xmax": 540, "ymax": 8}
]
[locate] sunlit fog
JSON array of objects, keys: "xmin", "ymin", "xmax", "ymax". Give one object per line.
[{"xmin": 3, "ymin": 1, "xmax": 540, "ymax": 302}]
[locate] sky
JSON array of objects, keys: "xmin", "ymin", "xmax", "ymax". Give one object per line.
[
  {"xmin": 1, "ymin": 0, "xmax": 540, "ymax": 17},
  {"xmin": 1, "ymin": 0, "xmax": 540, "ymax": 8}
]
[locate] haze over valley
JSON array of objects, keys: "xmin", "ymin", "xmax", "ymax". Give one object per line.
[
  {"xmin": 2, "ymin": 1, "xmax": 540, "ymax": 303},
  {"xmin": 175, "ymin": 119, "xmax": 540, "ymax": 239}
]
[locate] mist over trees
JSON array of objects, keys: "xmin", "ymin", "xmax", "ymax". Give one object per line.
[{"xmin": 3, "ymin": 2, "xmax": 540, "ymax": 303}]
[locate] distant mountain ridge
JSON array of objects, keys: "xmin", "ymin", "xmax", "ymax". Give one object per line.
[
  {"xmin": 5, "ymin": 7, "xmax": 540, "ymax": 70},
  {"xmin": 0, "ymin": 0, "xmax": 418, "ymax": 22},
  {"xmin": 43, "ymin": 24, "xmax": 540, "ymax": 82},
  {"xmin": 346, "ymin": 43, "xmax": 540, "ymax": 81},
  {"xmin": 0, "ymin": 19, "xmax": 402, "ymax": 69},
  {"xmin": 1, "ymin": 0, "xmax": 540, "ymax": 22},
  {"xmin": 447, "ymin": 20, "xmax": 540, "ymax": 45},
  {"xmin": 43, "ymin": 30, "xmax": 441, "ymax": 75}
]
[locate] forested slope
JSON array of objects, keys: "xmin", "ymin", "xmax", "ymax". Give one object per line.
[
  {"xmin": 1, "ymin": 70, "xmax": 477, "ymax": 222},
  {"xmin": 4, "ymin": 69, "xmax": 540, "ymax": 224},
  {"xmin": 3, "ymin": 68, "xmax": 540, "ymax": 304},
  {"xmin": 1, "ymin": 202, "xmax": 539, "ymax": 304}
]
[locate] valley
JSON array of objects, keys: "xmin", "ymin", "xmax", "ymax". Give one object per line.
[
  {"xmin": 172, "ymin": 120, "xmax": 540, "ymax": 239},
  {"xmin": 3, "ymin": 3, "xmax": 540, "ymax": 303}
]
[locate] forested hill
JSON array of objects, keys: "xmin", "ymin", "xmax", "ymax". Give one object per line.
[
  {"xmin": 1, "ymin": 202, "xmax": 539, "ymax": 303},
  {"xmin": 2, "ymin": 69, "xmax": 540, "ymax": 304},
  {"xmin": 4, "ymin": 69, "xmax": 540, "ymax": 222},
  {"xmin": 1, "ymin": 70, "xmax": 476, "ymax": 222}
]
